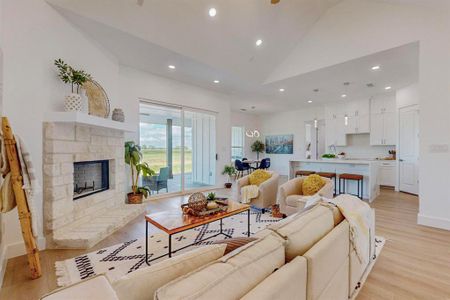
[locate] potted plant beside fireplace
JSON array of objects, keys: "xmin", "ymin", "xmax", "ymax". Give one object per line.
[{"xmin": 125, "ymin": 141, "xmax": 155, "ymax": 204}]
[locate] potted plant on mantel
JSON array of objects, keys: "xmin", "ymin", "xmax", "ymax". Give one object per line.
[
  {"xmin": 222, "ymin": 164, "xmax": 236, "ymax": 188},
  {"xmin": 251, "ymin": 140, "xmax": 265, "ymax": 160},
  {"xmin": 54, "ymin": 58, "xmax": 92, "ymax": 112},
  {"xmin": 125, "ymin": 141, "xmax": 155, "ymax": 204}
]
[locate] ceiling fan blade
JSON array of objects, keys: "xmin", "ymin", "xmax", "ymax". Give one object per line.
[
  {"xmin": 137, "ymin": 0, "xmax": 144, "ymax": 6},
  {"xmin": 271, "ymin": 0, "xmax": 280, "ymax": 4}
]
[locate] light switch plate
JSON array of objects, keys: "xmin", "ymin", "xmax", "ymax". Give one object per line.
[{"xmin": 429, "ymin": 144, "xmax": 449, "ymax": 153}]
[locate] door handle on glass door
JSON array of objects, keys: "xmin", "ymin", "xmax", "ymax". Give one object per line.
[{"xmin": 399, "ymin": 159, "xmax": 404, "ymax": 162}]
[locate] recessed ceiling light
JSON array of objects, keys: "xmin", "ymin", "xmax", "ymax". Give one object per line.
[
  {"xmin": 341, "ymin": 94, "xmax": 347, "ymax": 98},
  {"xmin": 256, "ymin": 39, "xmax": 263, "ymax": 46},
  {"xmin": 385, "ymin": 86, "xmax": 392, "ymax": 90},
  {"xmin": 308, "ymin": 100, "xmax": 313, "ymax": 103},
  {"xmin": 213, "ymin": 80, "xmax": 220, "ymax": 83},
  {"xmin": 279, "ymin": 88, "xmax": 285, "ymax": 92},
  {"xmin": 168, "ymin": 65, "xmax": 175, "ymax": 69},
  {"xmin": 371, "ymin": 65, "xmax": 381, "ymax": 70},
  {"xmin": 208, "ymin": 8, "xmax": 217, "ymax": 17}
]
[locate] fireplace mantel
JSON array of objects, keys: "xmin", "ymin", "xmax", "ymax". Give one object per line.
[{"xmin": 45, "ymin": 112, "xmax": 136, "ymax": 132}]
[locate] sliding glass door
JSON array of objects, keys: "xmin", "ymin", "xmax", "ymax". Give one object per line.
[
  {"xmin": 184, "ymin": 111, "xmax": 216, "ymax": 190},
  {"xmin": 139, "ymin": 101, "xmax": 216, "ymax": 196}
]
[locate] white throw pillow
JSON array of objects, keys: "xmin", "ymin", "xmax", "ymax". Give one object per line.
[{"xmin": 112, "ymin": 244, "xmax": 226, "ymax": 300}]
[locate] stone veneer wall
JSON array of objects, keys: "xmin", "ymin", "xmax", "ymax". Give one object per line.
[{"xmin": 43, "ymin": 122, "xmax": 126, "ymax": 247}]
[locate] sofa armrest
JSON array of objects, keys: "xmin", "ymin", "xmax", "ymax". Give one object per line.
[
  {"xmin": 318, "ymin": 178, "xmax": 334, "ymax": 199},
  {"xmin": 258, "ymin": 173, "xmax": 279, "ymax": 207},
  {"xmin": 237, "ymin": 175, "xmax": 250, "ymax": 197},
  {"xmin": 279, "ymin": 177, "xmax": 303, "ymax": 200}
]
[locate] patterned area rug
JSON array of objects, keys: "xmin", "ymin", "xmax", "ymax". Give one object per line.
[
  {"xmin": 55, "ymin": 208, "xmax": 280, "ymax": 287},
  {"xmin": 55, "ymin": 208, "xmax": 386, "ymax": 290}
]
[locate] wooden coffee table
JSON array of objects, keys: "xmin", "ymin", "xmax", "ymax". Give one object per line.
[{"xmin": 144, "ymin": 200, "xmax": 250, "ymax": 265}]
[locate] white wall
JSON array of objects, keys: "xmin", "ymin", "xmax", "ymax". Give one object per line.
[
  {"xmin": 1, "ymin": 0, "xmax": 120, "ymax": 268},
  {"xmin": 396, "ymin": 83, "xmax": 419, "ymax": 109},
  {"xmin": 0, "ymin": 0, "xmax": 233, "ymax": 270},
  {"xmin": 260, "ymin": 106, "xmax": 324, "ymax": 175},
  {"xmin": 118, "ymin": 66, "xmax": 231, "ymax": 186},
  {"xmin": 230, "ymin": 111, "xmax": 261, "ymax": 160},
  {"xmin": 268, "ymin": 0, "xmax": 450, "ymax": 230}
]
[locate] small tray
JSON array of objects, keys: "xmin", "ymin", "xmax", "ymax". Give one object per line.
[{"xmin": 181, "ymin": 200, "xmax": 228, "ymax": 217}]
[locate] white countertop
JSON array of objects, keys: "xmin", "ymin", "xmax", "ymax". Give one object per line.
[{"xmin": 290, "ymin": 159, "xmax": 379, "ymax": 165}]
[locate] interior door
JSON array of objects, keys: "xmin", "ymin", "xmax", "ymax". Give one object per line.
[{"xmin": 399, "ymin": 106, "xmax": 419, "ymax": 194}]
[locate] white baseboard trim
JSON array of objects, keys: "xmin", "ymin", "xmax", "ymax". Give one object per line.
[
  {"xmin": 418, "ymin": 213, "xmax": 450, "ymax": 230},
  {"xmin": 0, "ymin": 237, "xmax": 46, "ymax": 286},
  {"xmin": 0, "ymin": 245, "xmax": 7, "ymax": 288},
  {"xmin": 5, "ymin": 237, "xmax": 46, "ymax": 259}
]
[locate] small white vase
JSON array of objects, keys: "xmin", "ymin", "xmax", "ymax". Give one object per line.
[{"xmin": 64, "ymin": 93, "xmax": 82, "ymax": 112}]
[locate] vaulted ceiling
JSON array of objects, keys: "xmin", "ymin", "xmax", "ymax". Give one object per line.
[{"xmin": 47, "ymin": 0, "xmax": 423, "ymax": 113}]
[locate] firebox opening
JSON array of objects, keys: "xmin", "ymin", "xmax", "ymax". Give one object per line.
[{"xmin": 73, "ymin": 160, "xmax": 110, "ymax": 200}]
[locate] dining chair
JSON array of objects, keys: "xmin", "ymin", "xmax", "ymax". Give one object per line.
[
  {"xmin": 234, "ymin": 159, "xmax": 249, "ymax": 178},
  {"xmin": 258, "ymin": 158, "xmax": 271, "ymax": 170}
]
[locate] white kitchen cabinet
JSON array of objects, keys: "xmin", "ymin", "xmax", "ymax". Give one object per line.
[
  {"xmin": 371, "ymin": 96, "xmax": 396, "ymax": 114},
  {"xmin": 383, "ymin": 112, "xmax": 396, "ymax": 145},
  {"xmin": 345, "ymin": 113, "xmax": 370, "ymax": 134},
  {"xmin": 378, "ymin": 161, "xmax": 396, "ymax": 187},
  {"xmin": 344, "ymin": 99, "xmax": 370, "ymax": 134},
  {"xmin": 325, "ymin": 116, "xmax": 347, "ymax": 148},
  {"xmin": 370, "ymin": 112, "xmax": 396, "ymax": 145}
]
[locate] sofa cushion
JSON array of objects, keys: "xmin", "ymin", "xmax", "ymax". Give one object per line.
[
  {"xmin": 268, "ymin": 205, "xmax": 334, "ymax": 261},
  {"xmin": 241, "ymin": 256, "xmax": 307, "ymax": 300},
  {"xmin": 155, "ymin": 234, "xmax": 285, "ymax": 300},
  {"xmin": 303, "ymin": 220, "xmax": 350, "ymax": 300},
  {"xmin": 248, "ymin": 169, "xmax": 271, "ymax": 186},
  {"xmin": 112, "ymin": 244, "xmax": 226, "ymax": 300},
  {"xmin": 302, "ymin": 174, "xmax": 326, "ymax": 196},
  {"xmin": 42, "ymin": 275, "xmax": 118, "ymax": 300},
  {"xmin": 285, "ymin": 195, "xmax": 307, "ymax": 207}
]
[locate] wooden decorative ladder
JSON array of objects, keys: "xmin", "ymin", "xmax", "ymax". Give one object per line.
[{"xmin": 2, "ymin": 117, "xmax": 41, "ymax": 279}]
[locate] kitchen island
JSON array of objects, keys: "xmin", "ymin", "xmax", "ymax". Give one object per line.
[{"xmin": 289, "ymin": 159, "xmax": 380, "ymax": 202}]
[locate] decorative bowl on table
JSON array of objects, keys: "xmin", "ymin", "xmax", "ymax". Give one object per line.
[
  {"xmin": 187, "ymin": 192, "xmax": 207, "ymax": 212},
  {"xmin": 182, "ymin": 193, "xmax": 228, "ymax": 216}
]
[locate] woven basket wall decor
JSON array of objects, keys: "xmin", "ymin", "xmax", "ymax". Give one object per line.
[{"xmin": 83, "ymin": 80, "xmax": 110, "ymax": 118}]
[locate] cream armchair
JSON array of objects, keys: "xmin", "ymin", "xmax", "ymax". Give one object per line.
[
  {"xmin": 237, "ymin": 171, "xmax": 279, "ymax": 211},
  {"xmin": 278, "ymin": 177, "xmax": 334, "ymax": 215}
]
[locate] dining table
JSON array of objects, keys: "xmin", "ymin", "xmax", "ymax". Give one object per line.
[{"xmin": 242, "ymin": 159, "xmax": 261, "ymax": 170}]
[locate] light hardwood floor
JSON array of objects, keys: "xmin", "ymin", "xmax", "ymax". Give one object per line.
[{"xmin": 2, "ymin": 188, "xmax": 450, "ymax": 299}]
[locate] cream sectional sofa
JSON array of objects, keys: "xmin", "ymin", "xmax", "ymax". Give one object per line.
[{"xmin": 43, "ymin": 203, "xmax": 375, "ymax": 300}]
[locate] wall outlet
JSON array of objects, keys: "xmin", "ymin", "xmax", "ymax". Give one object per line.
[{"xmin": 429, "ymin": 144, "xmax": 449, "ymax": 153}]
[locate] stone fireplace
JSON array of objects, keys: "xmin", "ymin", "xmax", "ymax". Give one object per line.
[{"xmin": 43, "ymin": 119, "xmax": 144, "ymax": 249}]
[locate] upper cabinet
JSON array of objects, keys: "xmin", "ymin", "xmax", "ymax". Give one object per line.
[
  {"xmin": 345, "ymin": 99, "xmax": 370, "ymax": 134},
  {"xmin": 370, "ymin": 96, "xmax": 397, "ymax": 146},
  {"xmin": 325, "ymin": 105, "xmax": 347, "ymax": 148},
  {"xmin": 370, "ymin": 96, "xmax": 396, "ymax": 114}
]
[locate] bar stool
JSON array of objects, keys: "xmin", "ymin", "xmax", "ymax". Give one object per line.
[
  {"xmin": 339, "ymin": 173, "xmax": 363, "ymax": 199},
  {"xmin": 316, "ymin": 172, "xmax": 337, "ymax": 196},
  {"xmin": 295, "ymin": 170, "xmax": 315, "ymax": 177}
]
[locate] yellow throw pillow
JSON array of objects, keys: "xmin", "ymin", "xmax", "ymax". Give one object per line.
[
  {"xmin": 249, "ymin": 170, "xmax": 272, "ymax": 186},
  {"xmin": 302, "ymin": 174, "xmax": 326, "ymax": 196}
]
